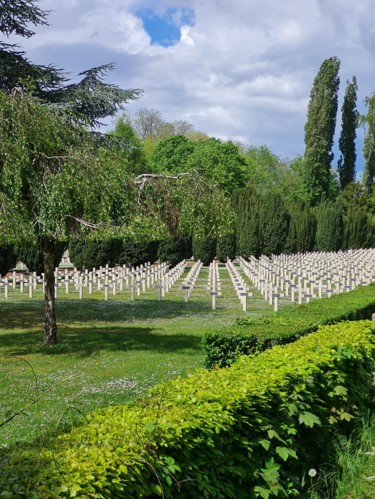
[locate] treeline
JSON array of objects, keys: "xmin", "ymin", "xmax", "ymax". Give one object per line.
[{"xmin": 234, "ymin": 187, "xmax": 375, "ymax": 257}]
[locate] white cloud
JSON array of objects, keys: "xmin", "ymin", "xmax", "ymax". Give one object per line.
[{"xmin": 16, "ymin": 0, "xmax": 375, "ymax": 167}]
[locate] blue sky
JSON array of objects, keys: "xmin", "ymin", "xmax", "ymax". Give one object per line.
[
  {"xmin": 13, "ymin": 0, "xmax": 375, "ymax": 177},
  {"xmin": 136, "ymin": 7, "xmax": 195, "ymax": 47}
]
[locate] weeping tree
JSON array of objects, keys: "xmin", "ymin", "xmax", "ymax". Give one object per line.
[
  {"xmin": 134, "ymin": 172, "xmax": 235, "ymax": 241},
  {"xmin": 0, "ymin": 91, "xmax": 138, "ymax": 345}
]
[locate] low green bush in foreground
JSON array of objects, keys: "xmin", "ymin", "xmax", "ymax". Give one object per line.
[
  {"xmin": 203, "ymin": 283, "xmax": 375, "ymax": 368},
  {"xmin": 1, "ymin": 321, "xmax": 374, "ymax": 498}
]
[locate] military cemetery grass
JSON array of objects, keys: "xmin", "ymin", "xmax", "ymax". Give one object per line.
[{"xmin": 0, "ymin": 266, "xmax": 272, "ymax": 446}]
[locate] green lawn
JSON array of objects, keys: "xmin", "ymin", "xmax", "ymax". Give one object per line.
[{"xmin": 0, "ymin": 266, "xmax": 272, "ymax": 445}]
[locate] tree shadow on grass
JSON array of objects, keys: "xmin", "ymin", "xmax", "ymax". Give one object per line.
[
  {"xmin": 0, "ymin": 297, "xmax": 212, "ymax": 330},
  {"xmin": 0, "ymin": 324, "xmax": 204, "ymax": 357}
]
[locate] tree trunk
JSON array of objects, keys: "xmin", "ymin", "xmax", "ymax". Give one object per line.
[{"xmin": 42, "ymin": 237, "xmax": 57, "ymax": 345}]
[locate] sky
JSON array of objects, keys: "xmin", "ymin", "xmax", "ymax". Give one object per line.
[{"xmin": 11, "ymin": 0, "xmax": 375, "ymax": 173}]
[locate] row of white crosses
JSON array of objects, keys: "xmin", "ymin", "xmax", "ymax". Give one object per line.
[
  {"xmin": 181, "ymin": 260, "xmax": 203, "ymax": 302},
  {"xmin": 239, "ymin": 248, "xmax": 375, "ymax": 311},
  {"xmin": 0, "ymin": 262, "xmax": 171, "ymax": 301},
  {"xmin": 207, "ymin": 261, "xmax": 222, "ymax": 309},
  {"xmin": 156, "ymin": 260, "xmax": 186, "ymax": 301},
  {"xmin": 0, "ymin": 271, "xmax": 44, "ymax": 299},
  {"xmin": 226, "ymin": 260, "xmax": 253, "ymax": 311}
]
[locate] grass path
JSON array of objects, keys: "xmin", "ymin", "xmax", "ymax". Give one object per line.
[{"xmin": 0, "ymin": 265, "xmax": 273, "ymax": 445}]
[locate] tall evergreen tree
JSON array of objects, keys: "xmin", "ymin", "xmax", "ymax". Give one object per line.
[
  {"xmin": 315, "ymin": 200, "xmax": 343, "ymax": 252},
  {"xmin": 338, "ymin": 76, "xmax": 358, "ymax": 189},
  {"xmin": 0, "ymin": 0, "xmax": 142, "ymax": 127},
  {"xmin": 303, "ymin": 57, "xmax": 341, "ymax": 205},
  {"xmin": 232, "ymin": 187, "xmax": 262, "ymax": 257},
  {"xmin": 259, "ymin": 194, "xmax": 289, "ymax": 256},
  {"xmin": 362, "ymin": 94, "xmax": 375, "ymax": 193}
]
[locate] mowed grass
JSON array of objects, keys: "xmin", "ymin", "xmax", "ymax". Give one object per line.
[{"xmin": 0, "ymin": 265, "xmax": 272, "ymax": 445}]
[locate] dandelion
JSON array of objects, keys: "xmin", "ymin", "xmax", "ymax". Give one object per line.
[{"xmin": 308, "ymin": 468, "xmax": 317, "ymax": 478}]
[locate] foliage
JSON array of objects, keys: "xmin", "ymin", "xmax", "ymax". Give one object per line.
[
  {"xmin": 284, "ymin": 202, "xmax": 316, "ymax": 253},
  {"xmin": 117, "ymin": 239, "xmax": 159, "ymax": 267},
  {"xmin": 338, "ymin": 77, "xmax": 358, "ymax": 190},
  {"xmin": 216, "ymin": 233, "xmax": 236, "ymax": 262},
  {"xmin": 192, "ymin": 236, "xmax": 217, "ymax": 265},
  {"xmin": 259, "ymin": 193, "xmax": 290, "ymax": 255},
  {"xmin": 157, "ymin": 237, "xmax": 192, "ymax": 266},
  {"xmin": 315, "ymin": 200, "xmax": 344, "ymax": 251},
  {"xmin": 0, "ymin": 243, "xmax": 17, "ymax": 276},
  {"xmin": 361, "ymin": 94, "xmax": 375, "ymax": 193},
  {"xmin": 233, "ymin": 188, "xmax": 289, "ymax": 256},
  {"xmin": 137, "ymin": 172, "xmax": 235, "ymax": 240},
  {"xmin": 108, "ymin": 114, "xmax": 148, "ymax": 175},
  {"xmin": 68, "ymin": 238, "xmax": 122, "ymax": 270},
  {"xmin": 1, "ymin": 321, "xmax": 374, "ymax": 497},
  {"xmin": 150, "ymin": 135, "xmax": 195, "ymax": 173},
  {"xmin": 185, "ymin": 138, "xmax": 247, "ymax": 196},
  {"xmin": 203, "ymin": 283, "xmax": 375, "ymax": 368},
  {"xmin": 233, "ymin": 186, "xmax": 262, "ymax": 257},
  {"xmin": 303, "ymin": 57, "xmax": 341, "ymax": 204},
  {"xmin": 17, "ymin": 241, "xmax": 66, "ymax": 274}
]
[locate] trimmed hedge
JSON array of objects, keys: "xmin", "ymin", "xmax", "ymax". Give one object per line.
[
  {"xmin": 158, "ymin": 237, "xmax": 192, "ymax": 266},
  {"xmin": 0, "ymin": 243, "xmax": 17, "ymax": 276},
  {"xmin": 216, "ymin": 233, "xmax": 236, "ymax": 262},
  {"xmin": 68, "ymin": 238, "xmax": 122, "ymax": 270},
  {"xmin": 17, "ymin": 241, "xmax": 66, "ymax": 274},
  {"xmin": 117, "ymin": 239, "xmax": 159, "ymax": 268},
  {"xmin": 192, "ymin": 237, "xmax": 216, "ymax": 265},
  {"xmin": 203, "ymin": 283, "xmax": 375, "ymax": 369},
  {"xmin": 1, "ymin": 321, "xmax": 374, "ymax": 497}
]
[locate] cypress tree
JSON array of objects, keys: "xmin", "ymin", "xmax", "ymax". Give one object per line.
[
  {"xmin": 304, "ymin": 57, "xmax": 341, "ymax": 204},
  {"xmin": 362, "ymin": 94, "xmax": 375, "ymax": 193},
  {"xmin": 259, "ymin": 194, "xmax": 289, "ymax": 255},
  {"xmin": 338, "ymin": 77, "xmax": 358, "ymax": 190},
  {"xmin": 315, "ymin": 201, "xmax": 343, "ymax": 251},
  {"xmin": 233, "ymin": 187, "xmax": 262, "ymax": 257},
  {"xmin": 285, "ymin": 202, "xmax": 316, "ymax": 253}
]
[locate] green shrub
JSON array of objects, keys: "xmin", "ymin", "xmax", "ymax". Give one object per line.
[
  {"xmin": 158, "ymin": 237, "xmax": 191, "ymax": 266},
  {"xmin": 216, "ymin": 233, "xmax": 236, "ymax": 262},
  {"xmin": 1, "ymin": 321, "xmax": 374, "ymax": 497},
  {"xmin": 192, "ymin": 236, "xmax": 216, "ymax": 265},
  {"xmin": 0, "ymin": 244, "xmax": 17, "ymax": 276},
  {"xmin": 204, "ymin": 283, "xmax": 375, "ymax": 368},
  {"xmin": 17, "ymin": 241, "xmax": 66, "ymax": 274}
]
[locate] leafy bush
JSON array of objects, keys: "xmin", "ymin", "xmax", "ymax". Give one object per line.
[
  {"xmin": 0, "ymin": 244, "xmax": 17, "ymax": 276},
  {"xmin": 216, "ymin": 233, "xmax": 236, "ymax": 262},
  {"xmin": 17, "ymin": 241, "xmax": 66, "ymax": 274},
  {"xmin": 192, "ymin": 236, "xmax": 216, "ymax": 265},
  {"xmin": 1, "ymin": 321, "xmax": 374, "ymax": 497},
  {"xmin": 203, "ymin": 283, "xmax": 375, "ymax": 368}
]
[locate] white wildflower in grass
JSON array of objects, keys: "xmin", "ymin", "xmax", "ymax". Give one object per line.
[{"xmin": 308, "ymin": 468, "xmax": 317, "ymax": 478}]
